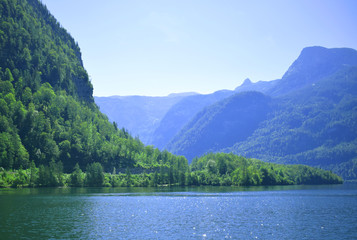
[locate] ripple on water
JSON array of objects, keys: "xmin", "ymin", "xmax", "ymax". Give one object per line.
[{"xmin": 1, "ymin": 185, "xmax": 357, "ymax": 239}]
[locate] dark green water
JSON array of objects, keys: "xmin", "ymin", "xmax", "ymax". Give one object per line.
[{"xmin": 1, "ymin": 184, "xmax": 357, "ymax": 239}]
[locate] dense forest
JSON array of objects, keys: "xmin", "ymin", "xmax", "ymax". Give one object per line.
[
  {"xmin": 0, "ymin": 0, "xmax": 343, "ymax": 188},
  {"xmin": 0, "ymin": 153, "xmax": 342, "ymax": 188},
  {"xmin": 0, "ymin": 0, "xmax": 186, "ymax": 173}
]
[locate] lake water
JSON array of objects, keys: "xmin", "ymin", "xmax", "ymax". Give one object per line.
[{"xmin": 1, "ymin": 184, "xmax": 357, "ymax": 239}]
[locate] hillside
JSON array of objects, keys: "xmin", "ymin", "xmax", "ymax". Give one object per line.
[
  {"xmin": 150, "ymin": 78, "xmax": 281, "ymax": 149},
  {"xmin": 228, "ymin": 66, "xmax": 357, "ymax": 179},
  {"xmin": 0, "ymin": 0, "xmax": 185, "ymax": 173},
  {"xmin": 166, "ymin": 91, "xmax": 272, "ymax": 160},
  {"xmin": 166, "ymin": 47, "xmax": 357, "ymax": 179},
  {"xmin": 267, "ymin": 46, "xmax": 357, "ymax": 96},
  {"xmin": 150, "ymin": 89, "xmax": 237, "ymax": 149}
]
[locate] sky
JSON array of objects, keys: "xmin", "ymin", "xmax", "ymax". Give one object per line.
[{"xmin": 41, "ymin": 0, "xmax": 357, "ymax": 97}]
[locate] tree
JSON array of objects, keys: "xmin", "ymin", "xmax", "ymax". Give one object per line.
[
  {"xmin": 70, "ymin": 163, "xmax": 83, "ymax": 187},
  {"xmin": 29, "ymin": 161, "xmax": 37, "ymax": 187},
  {"xmin": 206, "ymin": 159, "xmax": 217, "ymax": 174},
  {"xmin": 151, "ymin": 171, "xmax": 159, "ymax": 187},
  {"xmin": 49, "ymin": 160, "xmax": 64, "ymax": 187},
  {"xmin": 125, "ymin": 168, "xmax": 132, "ymax": 187},
  {"xmin": 86, "ymin": 162, "xmax": 104, "ymax": 187},
  {"xmin": 217, "ymin": 157, "xmax": 227, "ymax": 175},
  {"xmin": 37, "ymin": 164, "xmax": 50, "ymax": 187},
  {"xmin": 4, "ymin": 68, "xmax": 14, "ymax": 82},
  {"xmin": 178, "ymin": 171, "xmax": 185, "ymax": 186}
]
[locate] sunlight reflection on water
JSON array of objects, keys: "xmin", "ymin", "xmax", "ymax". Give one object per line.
[{"xmin": 1, "ymin": 184, "xmax": 357, "ymax": 239}]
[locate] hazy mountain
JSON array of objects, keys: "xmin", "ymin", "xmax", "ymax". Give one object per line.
[
  {"xmin": 165, "ymin": 47, "xmax": 357, "ymax": 179},
  {"xmin": 228, "ymin": 66, "xmax": 357, "ymax": 179},
  {"xmin": 95, "ymin": 93, "xmax": 196, "ymax": 144},
  {"xmin": 150, "ymin": 78, "xmax": 281, "ymax": 149},
  {"xmin": 234, "ymin": 78, "xmax": 278, "ymax": 94},
  {"xmin": 95, "ymin": 77, "xmax": 279, "ymax": 150},
  {"xmin": 267, "ymin": 46, "xmax": 357, "ymax": 96},
  {"xmin": 149, "ymin": 90, "xmax": 236, "ymax": 149},
  {"xmin": 165, "ymin": 91, "xmax": 272, "ymax": 161}
]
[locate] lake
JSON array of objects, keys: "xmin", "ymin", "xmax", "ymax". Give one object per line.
[{"xmin": 1, "ymin": 184, "xmax": 357, "ymax": 239}]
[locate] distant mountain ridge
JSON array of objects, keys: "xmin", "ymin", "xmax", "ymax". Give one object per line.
[
  {"xmin": 235, "ymin": 78, "xmax": 278, "ymax": 94},
  {"xmin": 95, "ymin": 93, "xmax": 196, "ymax": 143},
  {"xmin": 149, "ymin": 89, "xmax": 237, "ymax": 149},
  {"xmin": 96, "ymin": 78, "xmax": 279, "ymax": 148},
  {"xmin": 165, "ymin": 91, "xmax": 272, "ymax": 160},
  {"xmin": 164, "ymin": 46, "xmax": 357, "ymax": 179},
  {"xmin": 95, "ymin": 46, "xmax": 357, "ymax": 179}
]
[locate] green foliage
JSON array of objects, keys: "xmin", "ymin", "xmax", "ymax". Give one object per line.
[
  {"xmin": 0, "ymin": 152, "xmax": 343, "ymax": 188},
  {"xmin": 0, "ymin": 0, "xmax": 93, "ymax": 101},
  {"xmin": 29, "ymin": 160, "xmax": 37, "ymax": 186},
  {"xmin": 85, "ymin": 162, "xmax": 104, "ymax": 187},
  {"xmin": 0, "ymin": 0, "xmax": 188, "ymax": 173},
  {"xmin": 325, "ymin": 158, "xmax": 357, "ymax": 181},
  {"xmin": 37, "ymin": 160, "xmax": 63, "ymax": 187},
  {"xmin": 190, "ymin": 153, "xmax": 342, "ymax": 186},
  {"xmin": 70, "ymin": 163, "xmax": 84, "ymax": 187},
  {"xmin": 0, "ymin": 0, "xmax": 346, "ymax": 189}
]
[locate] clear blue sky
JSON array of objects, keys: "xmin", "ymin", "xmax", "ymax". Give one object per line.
[{"xmin": 41, "ymin": 0, "xmax": 357, "ymax": 97}]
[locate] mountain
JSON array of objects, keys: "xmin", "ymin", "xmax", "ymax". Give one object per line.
[
  {"xmin": 166, "ymin": 47, "xmax": 357, "ymax": 179},
  {"xmin": 165, "ymin": 91, "xmax": 272, "ymax": 161},
  {"xmin": 94, "ymin": 93, "xmax": 196, "ymax": 144},
  {"xmin": 235, "ymin": 78, "xmax": 278, "ymax": 94},
  {"xmin": 150, "ymin": 89, "xmax": 236, "ymax": 149},
  {"xmin": 0, "ymin": 0, "xmax": 341, "ymax": 189},
  {"xmin": 267, "ymin": 46, "xmax": 357, "ymax": 96},
  {"xmin": 0, "ymin": 0, "xmax": 185, "ymax": 173},
  {"xmin": 94, "ymin": 78, "xmax": 279, "ymax": 150},
  {"xmin": 150, "ymin": 77, "xmax": 281, "ymax": 149},
  {"xmin": 228, "ymin": 66, "xmax": 357, "ymax": 177}
]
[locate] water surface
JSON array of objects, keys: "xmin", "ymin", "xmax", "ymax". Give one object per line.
[{"xmin": 1, "ymin": 184, "xmax": 357, "ymax": 239}]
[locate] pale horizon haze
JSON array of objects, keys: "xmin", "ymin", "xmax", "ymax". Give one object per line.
[{"xmin": 41, "ymin": 0, "xmax": 357, "ymax": 97}]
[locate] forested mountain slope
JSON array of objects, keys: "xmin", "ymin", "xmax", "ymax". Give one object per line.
[
  {"xmin": 267, "ymin": 46, "xmax": 357, "ymax": 96},
  {"xmin": 151, "ymin": 77, "xmax": 282, "ymax": 150},
  {"xmin": 228, "ymin": 66, "xmax": 357, "ymax": 179},
  {"xmin": 150, "ymin": 89, "xmax": 236, "ymax": 149},
  {"xmin": 166, "ymin": 91, "xmax": 272, "ymax": 161},
  {"xmin": 166, "ymin": 47, "xmax": 357, "ymax": 179},
  {"xmin": 0, "ymin": 0, "xmax": 185, "ymax": 173}
]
